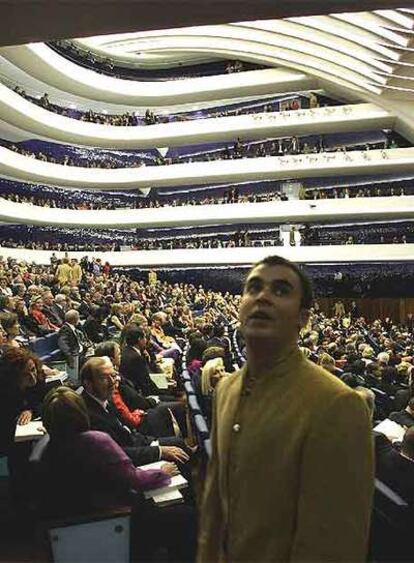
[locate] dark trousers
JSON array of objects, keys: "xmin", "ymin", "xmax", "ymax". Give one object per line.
[{"xmin": 131, "ymin": 500, "xmax": 197, "ymax": 562}]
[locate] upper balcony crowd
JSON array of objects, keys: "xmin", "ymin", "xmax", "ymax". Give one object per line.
[
  {"xmin": 49, "ymin": 39, "xmax": 266, "ymax": 81},
  {"xmin": 11, "ymin": 82, "xmax": 324, "ymax": 126},
  {"xmin": 1, "ymin": 132, "xmax": 399, "ymax": 171},
  {"xmin": 0, "ymin": 220, "xmax": 412, "ymax": 253},
  {"xmin": 0, "ymin": 176, "xmax": 411, "ymax": 212}
]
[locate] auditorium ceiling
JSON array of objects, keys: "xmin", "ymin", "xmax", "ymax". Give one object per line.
[
  {"xmin": 1, "ymin": 1, "xmax": 414, "ymax": 47},
  {"xmin": 2, "ymin": 8, "xmax": 414, "ymax": 140}
]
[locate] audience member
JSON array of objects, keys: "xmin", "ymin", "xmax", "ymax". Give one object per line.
[{"xmin": 38, "ymin": 386, "xmax": 196, "ymax": 562}]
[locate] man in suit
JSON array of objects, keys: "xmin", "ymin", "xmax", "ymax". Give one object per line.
[
  {"xmin": 198, "ymin": 255, "xmax": 374, "ymax": 562},
  {"xmin": 120, "ymin": 325, "xmax": 170, "ymax": 397},
  {"xmin": 57, "ymin": 310, "xmax": 83, "ymax": 385},
  {"xmin": 389, "ymin": 397, "xmax": 414, "ymax": 428},
  {"xmin": 120, "ymin": 325, "xmax": 186, "ymax": 431},
  {"xmin": 81, "ymin": 357, "xmax": 191, "ymax": 468},
  {"xmin": 50, "ymin": 293, "xmax": 67, "ymax": 325},
  {"xmin": 376, "ymin": 427, "xmax": 414, "ymax": 504},
  {"xmin": 41, "ymin": 291, "xmax": 64, "ymax": 327}
]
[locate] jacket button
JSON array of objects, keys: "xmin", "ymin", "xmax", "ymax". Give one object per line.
[{"xmin": 233, "ymin": 423, "xmax": 241, "ymax": 433}]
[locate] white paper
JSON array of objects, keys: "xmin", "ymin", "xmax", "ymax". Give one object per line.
[
  {"xmin": 374, "ymin": 419, "xmax": 405, "ymax": 442},
  {"xmin": 45, "ymin": 372, "xmax": 68, "ymax": 384},
  {"xmin": 144, "ymin": 475, "xmax": 188, "ymax": 499},
  {"xmin": 150, "ymin": 489, "xmax": 183, "ymax": 506},
  {"xmin": 149, "ymin": 373, "xmax": 169, "ymax": 390},
  {"xmin": 15, "ymin": 420, "xmax": 46, "ymax": 442}
]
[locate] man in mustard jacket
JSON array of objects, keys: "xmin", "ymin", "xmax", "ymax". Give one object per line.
[{"xmin": 198, "ymin": 255, "xmax": 374, "ymax": 562}]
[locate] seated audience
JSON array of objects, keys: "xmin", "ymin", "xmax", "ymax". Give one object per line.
[
  {"xmin": 120, "ymin": 325, "xmax": 177, "ymax": 398},
  {"xmin": 83, "ymin": 305, "xmax": 107, "ymax": 343},
  {"xmin": 29, "ymin": 297, "xmax": 58, "ymax": 334},
  {"xmin": 38, "ymin": 387, "xmax": 196, "ymax": 562},
  {"xmin": 389, "ymin": 397, "xmax": 414, "ymax": 428},
  {"xmin": 150, "ymin": 312, "xmax": 182, "ymax": 363},
  {"xmin": 199, "ymin": 356, "xmax": 227, "ymax": 424},
  {"xmin": 41, "ymin": 290, "xmax": 64, "ymax": 327},
  {"xmin": 80, "ymin": 357, "xmax": 191, "ymax": 468},
  {"xmin": 0, "ymin": 347, "xmax": 47, "ymax": 503},
  {"xmin": 95, "ymin": 341, "xmax": 184, "ymax": 438},
  {"xmin": 58, "ymin": 309, "xmax": 84, "ymax": 385},
  {"xmin": 0, "ymin": 312, "xmax": 23, "ymax": 348},
  {"xmin": 186, "ymin": 335, "xmax": 207, "ymax": 377},
  {"xmin": 375, "ymin": 427, "xmax": 414, "ymax": 504}
]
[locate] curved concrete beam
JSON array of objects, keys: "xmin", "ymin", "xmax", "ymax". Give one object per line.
[
  {"xmin": 0, "ymin": 147, "xmax": 413, "ymax": 191},
  {"xmin": 0, "ymin": 243, "xmax": 413, "ymax": 267},
  {"xmin": 0, "ymin": 44, "xmax": 315, "ymax": 106},
  {"xmin": 0, "ymin": 196, "xmax": 413, "ymax": 229},
  {"xmin": 0, "ymin": 87, "xmax": 392, "ymax": 149}
]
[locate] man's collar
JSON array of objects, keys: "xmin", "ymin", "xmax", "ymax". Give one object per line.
[
  {"xmin": 242, "ymin": 346, "xmax": 304, "ymax": 384},
  {"xmin": 85, "ymin": 390, "xmax": 108, "ymax": 411}
]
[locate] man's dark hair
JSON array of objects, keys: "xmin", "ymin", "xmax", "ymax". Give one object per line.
[
  {"xmin": 124, "ymin": 325, "xmax": 146, "ymax": 346},
  {"xmin": 247, "ymin": 255, "xmax": 313, "ymax": 309},
  {"xmin": 340, "ymin": 372, "xmax": 362, "ymax": 389},
  {"xmin": 95, "ymin": 341, "xmax": 117, "ymax": 360}
]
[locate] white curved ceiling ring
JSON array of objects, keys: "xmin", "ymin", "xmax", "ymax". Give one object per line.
[
  {"xmin": 1, "ymin": 196, "xmax": 413, "ymax": 230},
  {"xmin": 0, "ymin": 44, "xmax": 315, "ymax": 105},
  {"xmin": 0, "ymin": 244, "xmax": 413, "ymax": 268},
  {"xmin": 0, "ymin": 90, "xmax": 393, "ymax": 149},
  {"xmin": 0, "ymin": 147, "xmax": 413, "ymax": 191}
]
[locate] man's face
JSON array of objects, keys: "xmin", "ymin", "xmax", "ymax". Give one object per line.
[
  {"xmin": 90, "ymin": 362, "xmax": 116, "ymax": 401},
  {"xmin": 137, "ymin": 336, "xmax": 147, "ymax": 350},
  {"xmin": 43, "ymin": 293, "xmax": 53, "ymax": 306},
  {"xmin": 239, "ymin": 264, "xmax": 308, "ymax": 344},
  {"xmin": 20, "ymin": 359, "xmax": 38, "ymax": 390}
]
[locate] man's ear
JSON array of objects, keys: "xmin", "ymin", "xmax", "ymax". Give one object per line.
[{"xmin": 299, "ymin": 308, "xmax": 310, "ymax": 329}]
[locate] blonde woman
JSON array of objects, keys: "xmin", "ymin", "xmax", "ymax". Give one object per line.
[
  {"xmin": 201, "ymin": 357, "xmax": 226, "ymax": 396},
  {"xmin": 318, "ymin": 352, "xmax": 336, "ymax": 375},
  {"xmin": 109, "ymin": 303, "xmax": 125, "ymax": 331}
]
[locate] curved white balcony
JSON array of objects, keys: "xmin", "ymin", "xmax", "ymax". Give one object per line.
[
  {"xmin": 0, "ymin": 86, "xmax": 393, "ymax": 149},
  {"xmin": 1, "ymin": 196, "xmax": 413, "ymax": 229},
  {"xmin": 0, "ymin": 43, "xmax": 315, "ymax": 105},
  {"xmin": 0, "ymin": 147, "xmax": 413, "ymax": 191},
  {"xmin": 0, "ymin": 244, "xmax": 412, "ymax": 267}
]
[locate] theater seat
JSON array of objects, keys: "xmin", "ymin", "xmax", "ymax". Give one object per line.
[
  {"xmin": 184, "ymin": 381, "xmax": 195, "ymax": 396},
  {"xmin": 43, "ymin": 508, "xmax": 131, "ymax": 563},
  {"xmin": 0, "ymin": 456, "xmax": 8, "ymax": 478},
  {"xmin": 194, "ymin": 414, "xmax": 209, "ymax": 442},
  {"xmin": 181, "ymin": 371, "xmax": 191, "ymax": 383},
  {"xmin": 188, "ymin": 395, "xmax": 201, "ymax": 415},
  {"xmin": 369, "ymin": 479, "xmax": 411, "ymax": 562}
]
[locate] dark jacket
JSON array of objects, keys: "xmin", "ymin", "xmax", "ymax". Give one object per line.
[
  {"xmin": 119, "ymin": 377, "xmax": 156, "ymax": 411},
  {"xmin": 389, "ymin": 409, "xmax": 414, "ymax": 428},
  {"xmin": 57, "ymin": 323, "xmax": 82, "ymax": 361},
  {"xmin": 0, "ymin": 376, "xmax": 46, "ymax": 455},
  {"xmin": 375, "ymin": 432, "xmax": 414, "ymax": 504},
  {"xmin": 83, "ymin": 317, "xmax": 106, "ymax": 343},
  {"xmin": 43, "ymin": 304, "xmax": 65, "ymax": 327},
  {"xmin": 81, "ymin": 390, "xmax": 160, "ymax": 466},
  {"xmin": 120, "ymin": 346, "xmax": 159, "ymax": 396}
]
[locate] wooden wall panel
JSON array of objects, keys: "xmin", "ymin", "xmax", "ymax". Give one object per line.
[{"xmin": 316, "ymin": 298, "xmax": 414, "ymax": 323}]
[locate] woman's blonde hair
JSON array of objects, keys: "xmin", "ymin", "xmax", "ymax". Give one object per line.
[
  {"xmin": 201, "ymin": 357, "xmax": 225, "ymax": 395},
  {"xmin": 43, "ymin": 387, "xmax": 90, "ymax": 440},
  {"xmin": 318, "ymin": 353, "xmax": 336, "ymax": 372}
]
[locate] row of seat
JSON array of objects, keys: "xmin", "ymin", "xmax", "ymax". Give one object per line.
[{"xmin": 29, "ymin": 332, "xmax": 63, "ymax": 363}]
